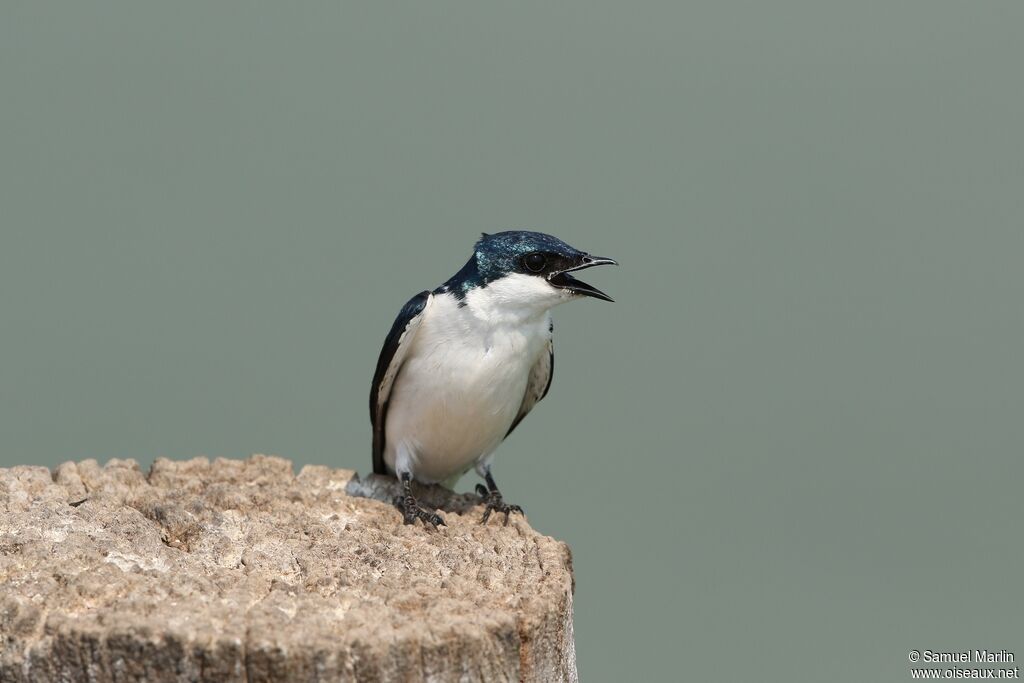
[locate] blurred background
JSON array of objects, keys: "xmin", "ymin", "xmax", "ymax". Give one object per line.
[{"xmin": 2, "ymin": 2, "xmax": 1022, "ymax": 680}]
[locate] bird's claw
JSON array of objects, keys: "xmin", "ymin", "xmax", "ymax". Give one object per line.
[
  {"xmin": 475, "ymin": 484, "xmax": 524, "ymax": 526},
  {"xmin": 392, "ymin": 494, "xmax": 446, "ymax": 529}
]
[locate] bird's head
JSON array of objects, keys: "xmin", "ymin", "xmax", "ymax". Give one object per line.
[{"xmin": 469, "ymin": 231, "xmax": 618, "ymax": 308}]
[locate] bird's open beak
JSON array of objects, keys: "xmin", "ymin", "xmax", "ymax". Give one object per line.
[{"xmin": 548, "ymin": 255, "xmax": 618, "ymax": 302}]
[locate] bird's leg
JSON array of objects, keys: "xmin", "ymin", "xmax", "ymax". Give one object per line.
[
  {"xmin": 475, "ymin": 469, "xmax": 524, "ymax": 526},
  {"xmin": 392, "ymin": 471, "xmax": 446, "ymax": 529}
]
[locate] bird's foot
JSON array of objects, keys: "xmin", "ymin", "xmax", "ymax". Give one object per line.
[
  {"xmin": 392, "ymin": 493, "xmax": 446, "ymax": 529},
  {"xmin": 475, "ymin": 484, "xmax": 524, "ymax": 526}
]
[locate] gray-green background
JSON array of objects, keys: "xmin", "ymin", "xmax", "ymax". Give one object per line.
[{"xmin": 3, "ymin": 3, "xmax": 1022, "ymax": 681}]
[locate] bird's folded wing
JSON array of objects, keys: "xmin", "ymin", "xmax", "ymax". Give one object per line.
[
  {"xmin": 370, "ymin": 291, "xmax": 431, "ymax": 474},
  {"xmin": 505, "ymin": 328, "xmax": 554, "ymax": 438}
]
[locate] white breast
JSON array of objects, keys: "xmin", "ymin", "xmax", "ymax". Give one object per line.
[{"xmin": 383, "ymin": 284, "xmax": 553, "ymax": 484}]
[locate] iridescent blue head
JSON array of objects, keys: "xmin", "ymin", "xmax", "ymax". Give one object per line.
[{"xmin": 438, "ymin": 230, "xmax": 618, "ymax": 302}]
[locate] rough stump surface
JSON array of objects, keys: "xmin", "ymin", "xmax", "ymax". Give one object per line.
[{"xmin": 0, "ymin": 456, "xmax": 576, "ymax": 682}]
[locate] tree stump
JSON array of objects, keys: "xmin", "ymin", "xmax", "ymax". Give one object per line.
[{"xmin": 0, "ymin": 456, "xmax": 577, "ymax": 682}]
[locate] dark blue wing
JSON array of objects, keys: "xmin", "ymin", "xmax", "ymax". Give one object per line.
[
  {"xmin": 370, "ymin": 291, "xmax": 431, "ymax": 475},
  {"xmin": 505, "ymin": 323, "xmax": 554, "ymax": 438}
]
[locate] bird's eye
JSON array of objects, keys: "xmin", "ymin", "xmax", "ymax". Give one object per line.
[{"xmin": 524, "ymin": 252, "xmax": 546, "ymax": 272}]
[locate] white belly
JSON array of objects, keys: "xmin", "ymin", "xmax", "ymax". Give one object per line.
[{"xmin": 384, "ymin": 297, "xmax": 550, "ymax": 484}]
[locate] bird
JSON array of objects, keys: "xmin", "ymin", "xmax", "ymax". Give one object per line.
[{"xmin": 369, "ymin": 230, "xmax": 617, "ymax": 528}]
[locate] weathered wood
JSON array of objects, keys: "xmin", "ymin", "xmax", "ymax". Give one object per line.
[{"xmin": 0, "ymin": 456, "xmax": 577, "ymax": 682}]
